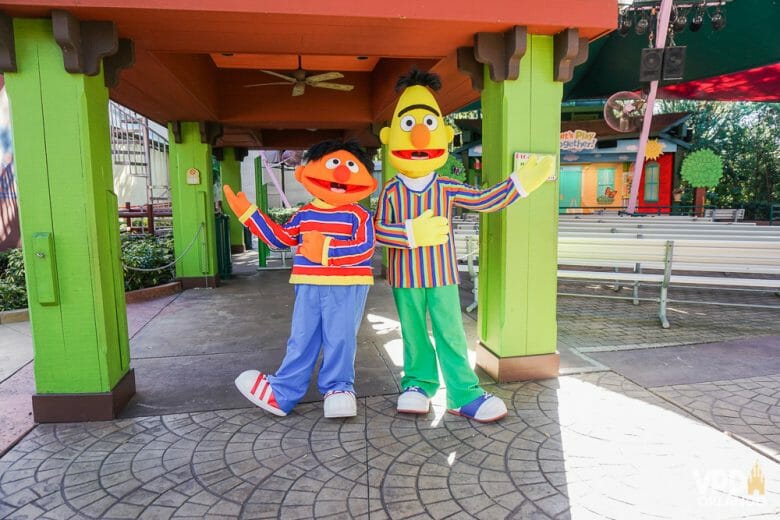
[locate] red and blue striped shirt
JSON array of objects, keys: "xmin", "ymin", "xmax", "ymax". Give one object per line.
[
  {"xmin": 375, "ymin": 173, "xmax": 525, "ymax": 288},
  {"xmin": 241, "ymin": 200, "xmax": 374, "ymax": 285}
]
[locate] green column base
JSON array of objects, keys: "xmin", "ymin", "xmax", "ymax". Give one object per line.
[
  {"xmin": 32, "ymin": 369, "xmax": 136, "ymax": 423},
  {"xmin": 476, "ymin": 344, "xmax": 559, "ymax": 382}
]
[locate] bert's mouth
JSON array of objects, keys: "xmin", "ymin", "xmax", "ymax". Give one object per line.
[
  {"xmin": 392, "ymin": 149, "xmax": 446, "ymax": 160},
  {"xmin": 308, "ymin": 177, "xmax": 369, "ymax": 194}
]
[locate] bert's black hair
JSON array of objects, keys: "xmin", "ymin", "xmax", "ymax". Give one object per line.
[
  {"xmin": 395, "ymin": 68, "xmax": 442, "ymax": 93},
  {"xmin": 303, "ymin": 139, "xmax": 374, "ymax": 173}
]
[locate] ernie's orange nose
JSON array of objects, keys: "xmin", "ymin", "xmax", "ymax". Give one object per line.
[
  {"xmin": 411, "ymin": 124, "xmax": 430, "ymax": 149},
  {"xmin": 333, "ymin": 165, "xmax": 351, "ymax": 183}
]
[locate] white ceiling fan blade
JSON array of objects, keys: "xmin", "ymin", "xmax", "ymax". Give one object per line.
[
  {"xmin": 244, "ymin": 82, "xmax": 294, "ymax": 88},
  {"xmin": 260, "ymin": 70, "xmax": 296, "ymax": 82},
  {"xmin": 311, "ymin": 82, "xmax": 354, "ymax": 92},
  {"xmin": 305, "ymin": 71, "xmax": 344, "ymax": 83},
  {"xmin": 292, "ymin": 82, "xmax": 306, "ymax": 97}
]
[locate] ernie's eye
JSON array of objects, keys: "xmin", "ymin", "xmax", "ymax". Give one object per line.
[
  {"xmin": 345, "ymin": 160, "xmax": 359, "ymax": 173},
  {"xmin": 423, "ymin": 115, "xmax": 438, "ymax": 130},
  {"xmin": 325, "ymin": 158, "xmax": 341, "ymax": 169},
  {"xmin": 400, "ymin": 115, "xmax": 415, "ymax": 132}
]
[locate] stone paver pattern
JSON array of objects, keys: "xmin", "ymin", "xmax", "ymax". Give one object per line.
[{"xmin": 2, "ymin": 371, "xmax": 778, "ymax": 519}]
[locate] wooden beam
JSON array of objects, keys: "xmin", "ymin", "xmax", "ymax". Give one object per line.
[
  {"xmin": 457, "ymin": 46, "xmax": 483, "ymax": 92},
  {"xmin": 474, "ymin": 26, "xmax": 527, "ymax": 82}
]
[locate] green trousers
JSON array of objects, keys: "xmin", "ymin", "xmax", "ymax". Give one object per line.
[{"xmin": 392, "ymin": 284, "xmax": 484, "ymax": 408}]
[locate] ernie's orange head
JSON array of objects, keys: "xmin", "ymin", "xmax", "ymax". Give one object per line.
[{"xmin": 295, "ymin": 140, "xmax": 377, "ymax": 206}]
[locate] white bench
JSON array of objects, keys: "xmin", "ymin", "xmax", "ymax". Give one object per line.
[
  {"xmin": 454, "ymin": 233, "xmax": 780, "ymax": 327},
  {"xmin": 704, "ymin": 208, "xmax": 745, "ymax": 222}
]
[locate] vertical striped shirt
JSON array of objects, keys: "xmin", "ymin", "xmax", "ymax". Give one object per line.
[
  {"xmin": 374, "ymin": 173, "xmax": 525, "ymax": 288},
  {"xmin": 241, "ymin": 200, "xmax": 374, "ymax": 285}
]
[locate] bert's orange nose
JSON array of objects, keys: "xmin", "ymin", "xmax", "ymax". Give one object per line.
[
  {"xmin": 411, "ymin": 124, "xmax": 431, "ymax": 149},
  {"xmin": 333, "ymin": 165, "xmax": 351, "ymax": 183}
]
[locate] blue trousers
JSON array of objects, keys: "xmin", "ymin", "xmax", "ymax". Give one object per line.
[{"xmin": 268, "ymin": 284, "xmax": 369, "ymax": 413}]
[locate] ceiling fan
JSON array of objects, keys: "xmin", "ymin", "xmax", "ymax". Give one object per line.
[{"xmin": 244, "ymin": 56, "xmax": 355, "ymax": 96}]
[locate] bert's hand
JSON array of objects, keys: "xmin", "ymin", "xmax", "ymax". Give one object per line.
[
  {"xmin": 299, "ymin": 230, "xmax": 327, "ymax": 264},
  {"xmin": 410, "ymin": 209, "xmax": 449, "ymax": 248},
  {"xmin": 223, "ymin": 185, "xmax": 254, "ymax": 219},
  {"xmin": 515, "ymin": 155, "xmax": 555, "ymax": 196}
]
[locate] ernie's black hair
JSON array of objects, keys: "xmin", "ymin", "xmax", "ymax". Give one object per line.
[
  {"xmin": 303, "ymin": 139, "xmax": 374, "ymax": 173},
  {"xmin": 395, "ymin": 68, "xmax": 442, "ymax": 93}
]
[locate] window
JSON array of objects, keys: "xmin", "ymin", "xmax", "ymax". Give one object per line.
[
  {"xmin": 597, "ymin": 168, "xmax": 615, "ymax": 200},
  {"xmin": 644, "ymin": 161, "xmax": 660, "ymax": 202}
]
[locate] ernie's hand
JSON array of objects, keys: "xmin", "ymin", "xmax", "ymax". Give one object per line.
[
  {"xmin": 223, "ymin": 185, "xmax": 255, "ymax": 220},
  {"xmin": 410, "ymin": 209, "xmax": 449, "ymax": 248},
  {"xmin": 515, "ymin": 155, "xmax": 555, "ymax": 196},
  {"xmin": 299, "ymin": 230, "xmax": 327, "ymax": 265}
]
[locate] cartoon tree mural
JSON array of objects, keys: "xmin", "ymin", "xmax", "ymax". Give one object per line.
[{"xmin": 680, "ymin": 149, "xmax": 724, "ymax": 215}]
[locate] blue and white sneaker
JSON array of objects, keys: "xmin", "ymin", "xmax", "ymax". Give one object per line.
[
  {"xmin": 448, "ymin": 393, "xmax": 507, "ymax": 423},
  {"xmin": 397, "ymin": 386, "xmax": 430, "ymax": 414}
]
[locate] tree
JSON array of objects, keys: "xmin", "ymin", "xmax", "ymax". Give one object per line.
[{"xmin": 657, "ymin": 100, "xmax": 780, "ymax": 219}]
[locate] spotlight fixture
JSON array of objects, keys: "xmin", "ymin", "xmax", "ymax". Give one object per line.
[
  {"xmin": 689, "ymin": 6, "xmax": 705, "ymax": 32},
  {"xmin": 710, "ymin": 7, "xmax": 726, "ymax": 31},
  {"xmin": 672, "ymin": 13, "xmax": 688, "ymax": 32},
  {"xmin": 635, "ymin": 14, "xmax": 650, "ymax": 35}
]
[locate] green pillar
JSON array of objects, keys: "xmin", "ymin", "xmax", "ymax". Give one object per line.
[
  {"xmin": 254, "ymin": 156, "xmax": 270, "ymax": 267},
  {"xmin": 218, "ymin": 147, "xmax": 245, "ymax": 253},
  {"xmin": 6, "ymin": 19, "xmax": 134, "ymax": 421},
  {"xmin": 168, "ymin": 122, "xmax": 219, "ymax": 288},
  {"xmin": 476, "ymin": 35, "xmax": 561, "ymax": 381}
]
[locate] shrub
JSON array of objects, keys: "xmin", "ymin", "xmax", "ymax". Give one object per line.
[
  {"xmin": 0, "ymin": 248, "xmax": 26, "ymax": 311},
  {"xmin": 120, "ymin": 234, "xmax": 175, "ymax": 291},
  {"xmin": 267, "ymin": 206, "xmax": 301, "ymax": 225}
]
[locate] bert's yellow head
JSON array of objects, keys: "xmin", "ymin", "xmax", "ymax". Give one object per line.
[{"xmin": 380, "ymin": 69, "xmax": 454, "ymax": 178}]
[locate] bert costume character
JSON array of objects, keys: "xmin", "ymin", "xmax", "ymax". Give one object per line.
[
  {"xmin": 224, "ymin": 140, "xmax": 377, "ymax": 418},
  {"xmin": 375, "ymin": 70, "xmax": 554, "ymax": 423}
]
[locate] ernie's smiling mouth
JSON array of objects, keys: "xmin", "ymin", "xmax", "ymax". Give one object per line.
[
  {"xmin": 392, "ymin": 149, "xmax": 445, "ymax": 160},
  {"xmin": 308, "ymin": 177, "xmax": 368, "ymax": 194}
]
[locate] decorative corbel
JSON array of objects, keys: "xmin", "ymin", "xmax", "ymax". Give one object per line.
[
  {"xmin": 554, "ymin": 28, "xmax": 589, "ymax": 82},
  {"xmin": 0, "ymin": 13, "xmax": 17, "ymax": 73},
  {"xmin": 457, "ymin": 47, "xmax": 483, "ymax": 92},
  {"xmin": 170, "ymin": 121, "xmax": 183, "ymax": 144},
  {"xmin": 104, "ymin": 38, "xmax": 134, "ymax": 88},
  {"xmin": 199, "ymin": 121, "xmax": 223, "ymax": 146},
  {"xmin": 51, "ymin": 10, "xmax": 117, "ymax": 76},
  {"xmin": 474, "ymin": 26, "xmax": 527, "ymax": 82},
  {"xmin": 234, "ymin": 147, "xmax": 249, "ymax": 162}
]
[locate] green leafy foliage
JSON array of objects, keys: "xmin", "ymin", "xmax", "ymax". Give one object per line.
[
  {"xmin": 0, "ymin": 249, "xmax": 27, "ymax": 311},
  {"xmin": 440, "ymin": 154, "xmax": 467, "ymax": 182},
  {"xmin": 120, "ymin": 234, "xmax": 175, "ymax": 291},
  {"xmin": 680, "ymin": 149, "xmax": 724, "ymax": 188},
  {"xmin": 658, "ymin": 100, "xmax": 780, "ymax": 218},
  {"xmin": 267, "ymin": 207, "xmax": 300, "ymax": 225}
]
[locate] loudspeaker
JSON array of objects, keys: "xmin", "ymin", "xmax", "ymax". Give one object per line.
[
  {"xmin": 639, "ymin": 48, "xmax": 664, "ymax": 82},
  {"xmin": 662, "ymin": 46, "xmax": 687, "ymax": 81}
]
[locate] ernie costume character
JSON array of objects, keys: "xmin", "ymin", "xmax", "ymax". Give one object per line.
[
  {"xmin": 223, "ymin": 140, "xmax": 377, "ymax": 418},
  {"xmin": 375, "ymin": 70, "xmax": 554, "ymax": 423}
]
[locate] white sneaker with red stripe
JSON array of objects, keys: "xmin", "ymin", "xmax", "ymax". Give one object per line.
[
  {"xmin": 323, "ymin": 390, "xmax": 357, "ymax": 418},
  {"xmin": 234, "ymin": 370, "xmax": 286, "ymax": 416}
]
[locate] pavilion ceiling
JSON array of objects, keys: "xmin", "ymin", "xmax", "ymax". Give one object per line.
[{"xmin": 0, "ymin": 0, "xmax": 616, "ymax": 148}]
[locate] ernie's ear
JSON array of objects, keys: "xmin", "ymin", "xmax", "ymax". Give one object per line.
[
  {"xmin": 294, "ymin": 165, "xmax": 304, "ymax": 182},
  {"xmin": 446, "ymin": 125, "xmax": 454, "ymax": 144},
  {"xmin": 379, "ymin": 127, "xmax": 390, "ymax": 145}
]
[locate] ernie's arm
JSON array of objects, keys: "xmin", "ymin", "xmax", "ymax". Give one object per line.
[
  {"xmin": 303, "ymin": 206, "xmax": 375, "ymax": 267},
  {"xmin": 223, "ymin": 185, "xmax": 299, "ymax": 249}
]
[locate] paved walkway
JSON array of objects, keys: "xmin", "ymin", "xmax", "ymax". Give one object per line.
[{"xmin": 1, "ymin": 251, "xmax": 779, "ymax": 518}]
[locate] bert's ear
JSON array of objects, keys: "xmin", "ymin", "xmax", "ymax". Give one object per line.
[
  {"xmin": 294, "ymin": 165, "xmax": 304, "ymax": 182},
  {"xmin": 379, "ymin": 127, "xmax": 390, "ymax": 145},
  {"xmin": 446, "ymin": 125, "xmax": 455, "ymax": 144}
]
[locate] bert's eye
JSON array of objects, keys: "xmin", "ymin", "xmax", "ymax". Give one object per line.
[
  {"xmin": 400, "ymin": 115, "xmax": 415, "ymax": 132},
  {"xmin": 423, "ymin": 115, "xmax": 438, "ymax": 130},
  {"xmin": 325, "ymin": 158, "xmax": 341, "ymax": 169},
  {"xmin": 346, "ymin": 160, "xmax": 359, "ymax": 173}
]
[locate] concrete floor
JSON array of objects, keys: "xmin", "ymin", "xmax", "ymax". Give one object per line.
[{"xmin": 1, "ymin": 250, "xmax": 779, "ymax": 518}]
